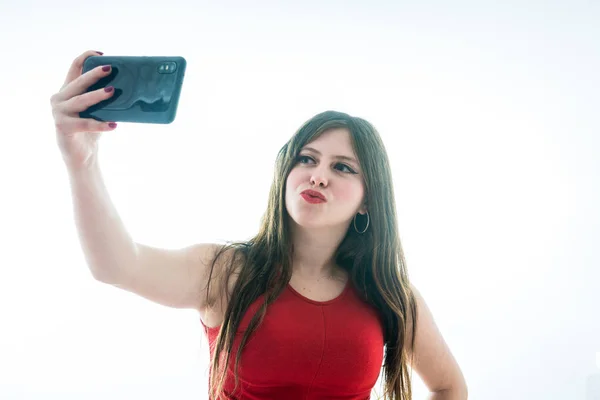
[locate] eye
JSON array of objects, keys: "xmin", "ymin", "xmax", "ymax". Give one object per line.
[
  {"xmin": 297, "ymin": 155, "xmax": 315, "ymax": 164},
  {"xmin": 297, "ymin": 155, "xmax": 358, "ymax": 174},
  {"xmin": 335, "ymin": 163, "xmax": 357, "ymax": 174}
]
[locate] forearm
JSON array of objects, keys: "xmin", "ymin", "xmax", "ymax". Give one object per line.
[{"xmin": 66, "ymin": 158, "xmax": 138, "ymax": 281}]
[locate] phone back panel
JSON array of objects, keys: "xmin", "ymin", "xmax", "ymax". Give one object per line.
[{"xmin": 79, "ymin": 56, "xmax": 186, "ymax": 124}]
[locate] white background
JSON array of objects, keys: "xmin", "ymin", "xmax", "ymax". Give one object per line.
[{"xmin": 0, "ymin": 0, "xmax": 599, "ymax": 399}]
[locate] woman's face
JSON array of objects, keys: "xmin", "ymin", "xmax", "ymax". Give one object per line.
[{"xmin": 285, "ymin": 127, "xmax": 367, "ymax": 230}]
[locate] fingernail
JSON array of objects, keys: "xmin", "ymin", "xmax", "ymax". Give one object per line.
[
  {"xmin": 104, "ymin": 86, "xmax": 114, "ymax": 92},
  {"xmin": 102, "ymin": 65, "xmax": 111, "ymax": 72},
  {"xmin": 96, "ymin": 51, "xmax": 104, "ymax": 55},
  {"xmin": 108, "ymin": 122, "xmax": 117, "ymax": 128}
]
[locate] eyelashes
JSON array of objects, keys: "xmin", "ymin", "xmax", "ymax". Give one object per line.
[{"xmin": 296, "ymin": 155, "xmax": 358, "ymax": 174}]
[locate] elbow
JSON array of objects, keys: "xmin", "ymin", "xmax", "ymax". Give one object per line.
[
  {"xmin": 456, "ymin": 384, "xmax": 468, "ymax": 400},
  {"xmin": 438, "ymin": 384, "xmax": 469, "ymax": 400},
  {"xmin": 89, "ymin": 262, "xmax": 130, "ymax": 285},
  {"xmin": 89, "ymin": 246, "xmax": 140, "ymax": 284},
  {"xmin": 429, "ymin": 382, "xmax": 468, "ymax": 400},
  {"xmin": 90, "ymin": 266, "xmax": 117, "ymax": 284}
]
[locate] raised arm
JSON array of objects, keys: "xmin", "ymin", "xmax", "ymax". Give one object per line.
[{"xmin": 52, "ymin": 50, "xmax": 227, "ymax": 313}]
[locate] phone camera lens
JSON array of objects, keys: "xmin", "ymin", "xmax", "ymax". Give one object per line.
[{"xmin": 158, "ymin": 62, "xmax": 177, "ymax": 74}]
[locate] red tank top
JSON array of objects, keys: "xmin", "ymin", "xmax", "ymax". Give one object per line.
[{"xmin": 201, "ymin": 278, "xmax": 385, "ymax": 399}]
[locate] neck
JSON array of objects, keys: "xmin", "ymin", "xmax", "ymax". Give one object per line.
[{"xmin": 289, "ymin": 221, "xmax": 348, "ymax": 279}]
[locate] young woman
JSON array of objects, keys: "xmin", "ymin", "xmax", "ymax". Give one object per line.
[{"xmin": 51, "ymin": 50, "xmax": 468, "ymax": 400}]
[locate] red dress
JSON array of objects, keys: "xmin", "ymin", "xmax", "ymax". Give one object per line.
[{"xmin": 201, "ymin": 278, "xmax": 385, "ymax": 399}]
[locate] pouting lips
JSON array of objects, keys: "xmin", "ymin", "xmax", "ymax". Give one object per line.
[
  {"xmin": 301, "ymin": 190, "xmax": 326, "ymax": 201},
  {"xmin": 300, "ymin": 191, "xmax": 326, "ymax": 203}
]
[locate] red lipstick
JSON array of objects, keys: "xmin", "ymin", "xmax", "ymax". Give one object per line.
[{"xmin": 300, "ymin": 190, "xmax": 326, "ymax": 204}]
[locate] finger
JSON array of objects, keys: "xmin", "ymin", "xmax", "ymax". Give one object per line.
[
  {"xmin": 61, "ymin": 85, "xmax": 115, "ymax": 114},
  {"xmin": 57, "ymin": 115, "xmax": 117, "ymax": 135},
  {"xmin": 61, "ymin": 50, "xmax": 104, "ymax": 89},
  {"xmin": 56, "ymin": 64, "xmax": 112, "ymax": 103}
]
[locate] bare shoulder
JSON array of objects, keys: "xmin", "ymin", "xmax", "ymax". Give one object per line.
[
  {"xmin": 186, "ymin": 242, "xmax": 244, "ymax": 307},
  {"xmin": 405, "ymin": 283, "xmax": 468, "ymax": 394},
  {"xmin": 197, "ymin": 243, "xmax": 245, "ymax": 328}
]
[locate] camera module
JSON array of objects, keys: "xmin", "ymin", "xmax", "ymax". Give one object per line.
[{"xmin": 158, "ymin": 62, "xmax": 177, "ymax": 74}]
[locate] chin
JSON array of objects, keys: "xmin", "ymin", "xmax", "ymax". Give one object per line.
[{"xmin": 288, "ymin": 213, "xmax": 326, "ymax": 230}]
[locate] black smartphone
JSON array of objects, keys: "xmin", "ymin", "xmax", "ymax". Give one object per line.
[{"xmin": 79, "ymin": 55, "xmax": 187, "ymax": 124}]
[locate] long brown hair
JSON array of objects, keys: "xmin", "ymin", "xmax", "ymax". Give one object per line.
[{"xmin": 204, "ymin": 110, "xmax": 417, "ymax": 399}]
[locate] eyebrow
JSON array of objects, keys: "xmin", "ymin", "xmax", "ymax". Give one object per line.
[{"xmin": 301, "ymin": 147, "xmax": 359, "ymax": 165}]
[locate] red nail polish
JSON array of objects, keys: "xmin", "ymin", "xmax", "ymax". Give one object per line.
[
  {"xmin": 108, "ymin": 122, "xmax": 117, "ymax": 128},
  {"xmin": 96, "ymin": 51, "xmax": 104, "ymax": 55}
]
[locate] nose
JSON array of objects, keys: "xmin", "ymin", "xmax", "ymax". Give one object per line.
[{"xmin": 310, "ymin": 173, "xmax": 328, "ymax": 187}]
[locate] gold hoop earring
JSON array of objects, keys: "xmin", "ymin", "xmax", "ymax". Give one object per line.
[{"xmin": 353, "ymin": 211, "xmax": 369, "ymax": 234}]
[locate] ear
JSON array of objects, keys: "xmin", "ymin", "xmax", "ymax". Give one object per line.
[{"xmin": 358, "ymin": 203, "xmax": 368, "ymax": 215}]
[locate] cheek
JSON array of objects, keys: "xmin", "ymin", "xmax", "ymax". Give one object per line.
[
  {"xmin": 285, "ymin": 169, "xmax": 302, "ymax": 208},
  {"xmin": 286, "ymin": 168, "xmax": 305, "ymax": 189},
  {"xmin": 335, "ymin": 181, "xmax": 364, "ymax": 203}
]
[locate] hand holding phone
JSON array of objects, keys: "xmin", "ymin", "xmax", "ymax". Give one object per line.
[
  {"xmin": 51, "ymin": 50, "xmax": 121, "ymax": 171},
  {"xmin": 51, "ymin": 51, "xmax": 188, "ymax": 171},
  {"xmin": 79, "ymin": 55, "xmax": 187, "ymax": 124}
]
